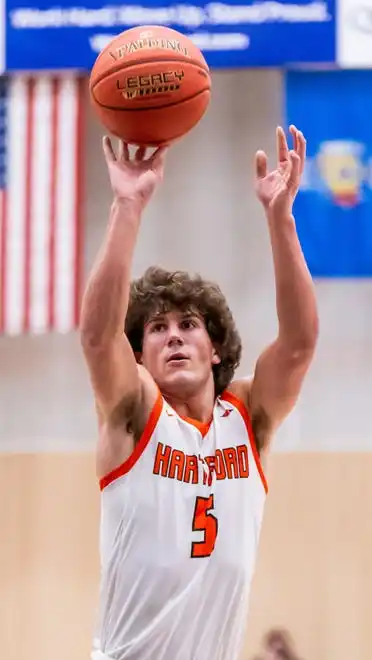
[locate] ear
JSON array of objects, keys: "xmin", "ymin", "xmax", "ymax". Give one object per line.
[{"xmin": 212, "ymin": 347, "xmax": 221, "ymax": 365}]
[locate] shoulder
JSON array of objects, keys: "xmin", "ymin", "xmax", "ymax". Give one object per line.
[
  {"xmin": 219, "ymin": 378, "xmax": 253, "ymax": 428},
  {"xmin": 227, "ymin": 377, "xmax": 271, "ymax": 455},
  {"xmin": 96, "ymin": 364, "xmax": 160, "ymax": 434},
  {"xmin": 130, "ymin": 365, "xmax": 162, "ymax": 435},
  {"xmin": 96, "ymin": 366, "xmax": 162, "ymax": 482},
  {"xmin": 224, "ymin": 378, "xmax": 269, "ymax": 488},
  {"xmin": 225, "ymin": 377, "xmax": 253, "ymax": 411}
]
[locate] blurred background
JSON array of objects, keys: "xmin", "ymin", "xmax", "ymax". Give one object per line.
[{"xmin": 1, "ymin": 1, "xmax": 372, "ymax": 659}]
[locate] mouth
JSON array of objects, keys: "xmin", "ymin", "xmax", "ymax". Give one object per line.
[{"xmin": 166, "ymin": 352, "xmax": 189, "ymax": 364}]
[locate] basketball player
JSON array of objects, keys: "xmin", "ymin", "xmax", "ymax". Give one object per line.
[{"xmin": 81, "ymin": 125, "xmax": 318, "ymax": 660}]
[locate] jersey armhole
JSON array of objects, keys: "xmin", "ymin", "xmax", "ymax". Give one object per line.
[
  {"xmin": 99, "ymin": 390, "xmax": 163, "ymax": 490},
  {"xmin": 220, "ymin": 390, "xmax": 268, "ymax": 494}
]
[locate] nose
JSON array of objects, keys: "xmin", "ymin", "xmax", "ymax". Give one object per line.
[
  {"xmin": 167, "ymin": 334, "xmax": 183, "ymax": 347},
  {"xmin": 167, "ymin": 325, "xmax": 184, "ymax": 347}
]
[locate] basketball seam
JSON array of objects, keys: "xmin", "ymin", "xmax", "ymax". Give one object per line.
[
  {"xmin": 91, "ymin": 86, "xmax": 210, "ymax": 112},
  {"xmin": 90, "ymin": 57, "xmax": 210, "ymax": 89}
]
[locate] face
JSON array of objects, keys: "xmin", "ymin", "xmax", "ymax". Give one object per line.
[{"xmin": 141, "ymin": 309, "xmax": 221, "ymax": 398}]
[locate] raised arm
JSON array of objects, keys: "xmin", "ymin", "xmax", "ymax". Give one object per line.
[
  {"xmin": 80, "ymin": 139, "xmax": 167, "ymax": 426},
  {"xmin": 237, "ymin": 126, "xmax": 319, "ymax": 452}
]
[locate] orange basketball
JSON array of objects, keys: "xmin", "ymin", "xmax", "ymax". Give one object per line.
[{"xmin": 89, "ymin": 25, "xmax": 211, "ymax": 146}]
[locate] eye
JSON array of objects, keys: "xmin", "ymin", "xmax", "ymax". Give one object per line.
[
  {"xmin": 151, "ymin": 322, "xmax": 166, "ymax": 333},
  {"xmin": 181, "ymin": 318, "xmax": 197, "ymax": 330}
]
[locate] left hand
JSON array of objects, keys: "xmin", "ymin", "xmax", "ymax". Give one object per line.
[{"xmin": 255, "ymin": 125, "xmax": 306, "ymax": 218}]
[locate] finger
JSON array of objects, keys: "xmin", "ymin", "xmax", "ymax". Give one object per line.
[
  {"xmin": 123, "ymin": 141, "xmax": 130, "ymax": 161},
  {"xmin": 117, "ymin": 140, "xmax": 123, "ymax": 160},
  {"xmin": 277, "ymin": 126, "xmax": 289, "ymax": 165},
  {"xmin": 287, "ymin": 150, "xmax": 301, "ymax": 191},
  {"xmin": 280, "ymin": 159, "xmax": 293, "ymax": 184},
  {"xmin": 102, "ymin": 136, "xmax": 116, "ymax": 162},
  {"xmin": 151, "ymin": 144, "xmax": 169, "ymax": 168},
  {"xmin": 135, "ymin": 146, "xmax": 147, "ymax": 161},
  {"xmin": 255, "ymin": 150, "xmax": 268, "ymax": 179},
  {"xmin": 289, "ymin": 124, "xmax": 298, "ymax": 153},
  {"xmin": 297, "ymin": 130, "xmax": 306, "ymax": 174},
  {"xmin": 117, "ymin": 140, "xmax": 129, "ymax": 161}
]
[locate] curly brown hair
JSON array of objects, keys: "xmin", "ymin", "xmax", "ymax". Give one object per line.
[{"xmin": 125, "ymin": 266, "xmax": 242, "ymax": 396}]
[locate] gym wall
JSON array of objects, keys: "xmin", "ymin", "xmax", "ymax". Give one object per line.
[{"xmin": 1, "ymin": 69, "xmax": 371, "ymax": 660}]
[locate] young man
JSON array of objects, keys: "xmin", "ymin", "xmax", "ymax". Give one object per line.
[{"xmin": 81, "ymin": 126, "xmax": 318, "ymax": 660}]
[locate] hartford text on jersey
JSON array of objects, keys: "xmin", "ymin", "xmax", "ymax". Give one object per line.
[{"xmin": 153, "ymin": 441, "xmax": 249, "ymax": 486}]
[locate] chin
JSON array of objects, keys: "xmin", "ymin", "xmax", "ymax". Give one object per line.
[{"xmin": 158, "ymin": 371, "xmax": 203, "ymax": 396}]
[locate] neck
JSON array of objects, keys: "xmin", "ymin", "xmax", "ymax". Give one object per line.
[{"xmin": 162, "ymin": 381, "xmax": 216, "ymax": 423}]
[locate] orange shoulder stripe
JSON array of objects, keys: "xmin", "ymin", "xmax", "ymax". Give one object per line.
[
  {"xmin": 99, "ymin": 390, "xmax": 163, "ymax": 491},
  {"xmin": 220, "ymin": 390, "xmax": 268, "ymax": 494}
]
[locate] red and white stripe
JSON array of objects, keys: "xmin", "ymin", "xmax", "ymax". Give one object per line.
[{"xmin": 0, "ymin": 75, "xmax": 85, "ymax": 335}]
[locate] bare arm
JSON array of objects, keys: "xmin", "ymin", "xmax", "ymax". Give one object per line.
[
  {"xmin": 80, "ymin": 196, "xmax": 142, "ymax": 420},
  {"xmin": 80, "ymin": 139, "xmax": 167, "ymax": 424},
  {"xmin": 240, "ymin": 127, "xmax": 318, "ymax": 450},
  {"xmin": 250, "ymin": 211, "xmax": 318, "ymax": 446}
]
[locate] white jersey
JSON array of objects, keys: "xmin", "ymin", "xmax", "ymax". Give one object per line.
[{"xmin": 94, "ymin": 389, "xmax": 267, "ymax": 660}]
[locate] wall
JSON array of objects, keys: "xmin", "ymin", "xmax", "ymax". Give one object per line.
[
  {"xmin": 2, "ymin": 453, "xmax": 372, "ymax": 660},
  {"xmin": 1, "ymin": 68, "xmax": 372, "ymax": 660},
  {"xmin": 1, "ymin": 68, "xmax": 372, "ymax": 450}
]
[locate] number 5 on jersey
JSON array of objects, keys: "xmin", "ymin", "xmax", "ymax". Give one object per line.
[{"xmin": 191, "ymin": 495, "xmax": 218, "ymax": 558}]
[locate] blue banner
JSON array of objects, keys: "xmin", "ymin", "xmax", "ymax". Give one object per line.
[
  {"xmin": 5, "ymin": 0, "xmax": 336, "ymax": 71},
  {"xmin": 0, "ymin": 0, "xmax": 5, "ymax": 73},
  {"xmin": 286, "ymin": 70, "xmax": 372, "ymax": 278}
]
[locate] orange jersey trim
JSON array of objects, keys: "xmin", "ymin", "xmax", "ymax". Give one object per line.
[
  {"xmin": 220, "ymin": 391, "xmax": 268, "ymax": 494},
  {"xmin": 99, "ymin": 390, "xmax": 163, "ymax": 491},
  {"xmin": 178, "ymin": 414, "xmax": 212, "ymax": 437}
]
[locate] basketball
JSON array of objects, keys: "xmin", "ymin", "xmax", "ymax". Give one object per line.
[{"xmin": 89, "ymin": 25, "xmax": 211, "ymax": 146}]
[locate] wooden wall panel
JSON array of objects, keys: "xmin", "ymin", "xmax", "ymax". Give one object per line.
[
  {"xmin": 244, "ymin": 454, "xmax": 372, "ymax": 659},
  {"xmin": 0, "ymin": 455, "xmax": 99, "ymax": 660},
  {"xmin": 1, "ymin": 453, "xmax": 371, "ymax": 660}
]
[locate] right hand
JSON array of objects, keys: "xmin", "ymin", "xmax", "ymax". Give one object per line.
[{"xmin": 102, "ymin": 137, "xmax": 169, "ymax": 209}]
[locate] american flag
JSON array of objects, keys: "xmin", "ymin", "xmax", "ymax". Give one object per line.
[{"xmin": 0, "ymin": 75, "xmax": 85, "ymax": 335}]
